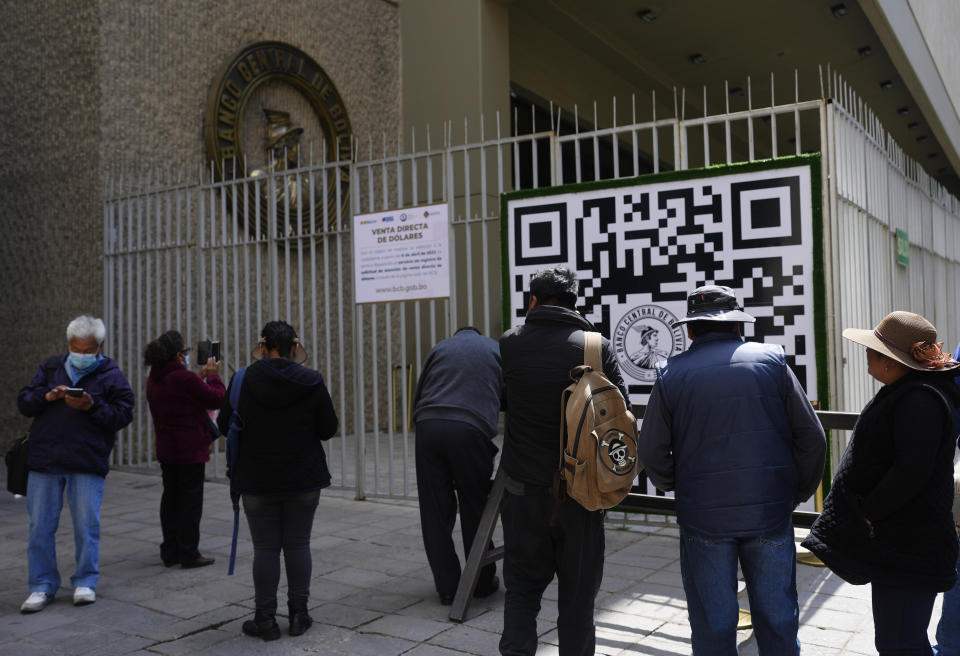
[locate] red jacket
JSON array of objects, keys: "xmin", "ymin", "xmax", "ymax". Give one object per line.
[{"xmin": 146, "ymin": 361, "xmax": 225, "ymax": 464}]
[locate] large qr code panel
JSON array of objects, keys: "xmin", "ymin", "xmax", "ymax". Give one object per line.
[{"xmin": 504, "ymin": 160, "xmax": 820, "ymax": 408}]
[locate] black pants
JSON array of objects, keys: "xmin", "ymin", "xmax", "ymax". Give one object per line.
[
  {"xmin": 499, "ymin": 489, "xmax": 605, "ymax": 656},
  {"xmin": 872, "ymin": 581, "xmax": 937, "ymax": 654},
  {"xmin": 415, "ymin": 419, "xmax": 497, "ymax": 597},
  {"xmin": 242, "ymin": 490, "xmax": 321, "ymax": 615},
  {"xmin": 159, "ymin": 463, "xmax": 205, "ymax": 565}
]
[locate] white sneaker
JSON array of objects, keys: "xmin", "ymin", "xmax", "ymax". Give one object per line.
[
  {"xmin": 73, "ymin": 587, "xmax": 96, "ymax": 606},
  {"xmin": 20, "ymin": 592, "xmax": 54, "ymax": 613}
]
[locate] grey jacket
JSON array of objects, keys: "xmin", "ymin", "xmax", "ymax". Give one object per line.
[{"xmin": 413, "ymin": 327, "xmax": 503, "ymax": 437}]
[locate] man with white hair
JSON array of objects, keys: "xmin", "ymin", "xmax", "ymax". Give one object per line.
[{"xmin": 16, "ymin": 315, "xmax": 134, "ymax": 612}]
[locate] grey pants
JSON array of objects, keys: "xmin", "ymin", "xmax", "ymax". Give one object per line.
[{"xmin": 242, "ymin": 490, "xmax": 321, "ymax": 614}]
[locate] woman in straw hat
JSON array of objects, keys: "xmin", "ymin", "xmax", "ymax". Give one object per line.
[{"xmin": 802, "ymin": 311, "xmax": 960, "ymax": 655}]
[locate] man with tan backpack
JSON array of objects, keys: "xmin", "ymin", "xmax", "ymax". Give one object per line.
[{"xmin": 499, "ymin": 268, "xmax": 631, "ymax": 656}]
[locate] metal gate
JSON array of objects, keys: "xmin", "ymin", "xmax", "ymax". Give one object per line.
[{"xmin": 103, "ymin": 67, "xmax": 960, "ymax": 498}]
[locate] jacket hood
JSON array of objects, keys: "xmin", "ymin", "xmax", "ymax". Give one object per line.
[
  {"xmin": 245, "ymin": 358, "xmax": 325, "ymax": 408},
  {"xmin": 524, "ymin": 305, "xmax": 594, "ymax": 331},
  {"xmin": 148, "ymin": 360, "xmax": 184, "ymax": 383}
]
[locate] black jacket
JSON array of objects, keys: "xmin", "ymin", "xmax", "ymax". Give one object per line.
[
  {"xmin": 801, "ymin": 371, "xmax": 960, "ymax": 591},
  {"xmin": 499, "ymin": 305, "xmax": 629, "ymax": 487},
  {"xmin": 218, "ymin": 358, "xmax": 338, "ymax": 495}
]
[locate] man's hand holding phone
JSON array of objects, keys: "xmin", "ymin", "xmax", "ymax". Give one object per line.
[
  {"xmin": 45, "ymin": 385, "xmax": 68, "ymax": 402},
  {"xmin": 64, "ymin": 389, "xmax": 94, "ymax": 411}
]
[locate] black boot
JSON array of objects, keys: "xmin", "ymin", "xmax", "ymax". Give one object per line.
[
  {"xmin": 288, "ymin": 602, "xmax": 313, "ymax": 637},
  {"xmin": 242, "ymin": 611, "xmax": 281, "ymax": 641}
]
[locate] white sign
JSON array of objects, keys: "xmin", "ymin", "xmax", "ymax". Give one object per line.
[{"xmin": 353, "ymin": 203, "xmax": 450, "ymax": 304}]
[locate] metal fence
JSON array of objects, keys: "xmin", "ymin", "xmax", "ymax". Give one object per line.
[{"xmin": 103, "ymin": 67, "xmax": 960, "ymax": 499}]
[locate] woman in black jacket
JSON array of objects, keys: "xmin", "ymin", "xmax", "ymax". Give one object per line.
[
  {"xmin": 803, "ymin": 311, "xmax": 960, "ymax": 655},
  {"xmin": 218, "ymin": 321, "xmax": 338, "ymax": 641}
]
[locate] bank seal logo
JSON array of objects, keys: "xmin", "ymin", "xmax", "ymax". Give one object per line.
[
  {"xmin": 613, "ymin": 304, "xmax": 686, "ymax": 382},
  {"xmin": 204, "ymin": 41, "xmax": 352, "ymax": 236}
]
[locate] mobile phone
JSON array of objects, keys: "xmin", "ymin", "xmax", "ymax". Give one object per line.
[
  {"xmin": 66, "ymin": 388, "xmax": 84, "ymax": 397},
  {"xmin": 210, "ymin": 341, "xmax": 221, "ymax": 361},
  {"xmin": 197, "ymin": 340, "xmax": 211, "ymax": 364}
]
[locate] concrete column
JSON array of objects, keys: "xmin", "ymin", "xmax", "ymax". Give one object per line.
[{"xmin": 400, "ymin": 0, "xmax": 511, "ymax": 145}]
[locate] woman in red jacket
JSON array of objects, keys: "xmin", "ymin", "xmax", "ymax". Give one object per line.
[{"xmin": 145, "ymin": 330, "xmax": 225, "ymax": 568}]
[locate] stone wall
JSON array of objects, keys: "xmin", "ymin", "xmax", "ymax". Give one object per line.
[
  {"xmin": 0, "ymin": 2, "xmax": 102, "ymax": 447},
  {"xmin": 0, "ymin": 0, "xmax": 400, "ymax": 448}
]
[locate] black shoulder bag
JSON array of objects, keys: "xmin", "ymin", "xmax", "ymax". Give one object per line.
[{"xmin": 6, "ymin": 360, "xmax": 59, "ymax": 495}]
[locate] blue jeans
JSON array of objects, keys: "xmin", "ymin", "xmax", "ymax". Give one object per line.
[
  {"xmin": 26, "ymin": 471, "xmax": 106, "ymax": 594},
  {"xmin": 679, "ymin": 520, "xmax": 800, "ymax": 656},
  {"xmin": 933, "ymin": 550, "xmax": 960, "ymax": 656}
]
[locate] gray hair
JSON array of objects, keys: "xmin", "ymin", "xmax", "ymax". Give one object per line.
[{"xmin": 66, "ymin": 315, "xmax": 106, "ymax": 345}]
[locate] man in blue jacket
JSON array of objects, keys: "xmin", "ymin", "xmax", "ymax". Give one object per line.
[
  {"xmin": 637, "ymin": 286, "xmax": 825, "ymax": 656},
  {"xmin": 17, "ymin": 315, "xmax": 135, "ymax": 613}
]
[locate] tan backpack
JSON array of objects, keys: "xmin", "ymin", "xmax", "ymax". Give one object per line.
[{"xmin": 559, "ymin": 332, "xmax": 641, "ymax": 511}]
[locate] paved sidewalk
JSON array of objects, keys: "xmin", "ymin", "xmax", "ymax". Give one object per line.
[{"xmin": 0, "ymin": 469, "xmax": 943, "ymax": 655}]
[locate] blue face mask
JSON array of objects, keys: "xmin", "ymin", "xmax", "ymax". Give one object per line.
[
  {"xmin": 69, "ymin": 352, "xmax": 99, "ymax": 372},
  {"xmin": 183, "ymin": 355, "xmax": 191, "ymax": 368}
]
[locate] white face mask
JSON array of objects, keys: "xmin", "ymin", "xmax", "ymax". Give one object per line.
[{"xmin": 183, "ymin": 354, "xmax": 191, "ymax": 368}]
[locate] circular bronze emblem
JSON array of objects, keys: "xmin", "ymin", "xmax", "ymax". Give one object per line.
[{"xmin": 204, "ymin": 41, "xmax": 352, "ymax": 235}]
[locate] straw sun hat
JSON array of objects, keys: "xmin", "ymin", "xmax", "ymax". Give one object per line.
[{"xmin": 842, "ymin": 310, "xmax": 960, "ymax": 372}]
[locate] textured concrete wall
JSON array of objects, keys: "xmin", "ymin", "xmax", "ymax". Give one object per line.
[
  {"xmin": 98, "ymin": 0, "xmax": 400, "ymax": 174},
  {"xmin": 0, "ymin": 2, "xmax": 102, "ymax": 448},
  {"xmin": 0, "ymin": 0, "xmax": 400, "ymax": 449},
  {"xmin": 907, "ymin": 0, "xmax": 960, "ymax": 125}
]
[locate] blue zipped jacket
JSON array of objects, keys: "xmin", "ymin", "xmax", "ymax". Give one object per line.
[
  {"xmin": 649, "ymin": 331, "xmax": 825, "ymax": 537},
  {"xmin": 18, "ymin": 354, "xmax": 135, "ymax": 477}
]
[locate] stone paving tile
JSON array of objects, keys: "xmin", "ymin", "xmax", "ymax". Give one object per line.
[
  {"xmin": 338, "ymin": 589, "xmax": 425, "ymax": 613},
  {"xmin": 359, "ymin": 612, "xmax": 451, "ymax": 641},
  {"xmin": 165, "ymin": 604, "xmax": 251, "ymax": 636},
  {"xmin": 800, "ymin": 605, "xmax": 873, "ymax": 632},
  {"xmin": 3, "ymin": 604, "xmax": 85, "ymax": 638},
  {"xmin": 0, "ymin": 469, "xmax": 933, "ymax": 655},
  {"xmin": 85, "ymin": 603, "xmax": 190, "ymax": 642},
  {"xmin": 179, "ymin": 578, "xmax": 256, "ymax": 604},
  {"xmin": 844, "ymin": 630, "xmax": 877, "ymax": 654},
  {"xmin": 140, "ymin": 628, "xmax": 235, "ymax": 656},
  {"xmin": 135, "ymin": 590, "xmax": 230, "ymax": 619},
  {"xmin": 799, "ymin": 623, "xmax": 856, "ymax": 649},
  {"xmin": 332, "ymin": 524, "xmax": 393, "ymax": 540},
  {"xmin": 368, "ymin": 530, "xmax": 431, "ymax": 550},
  {"xmin": 638, "ymin": 568, "xmax": 685, "ymax": 588},
  {"xmin": 322, "ymin": 631, "xmax": 419, "ymax": 656},
  {"xmin": 307, "ymin": 578, "xmax": 364, "ymax": 602},
  {"xmin": 427, "ymin": 624, "xmax": 501, "ymax": 656},
  {"xmin": 323, "ymin": 565, "xmax": 401, "ymax": 588},
  {"xmin": 200, "ymin": 631, "xmax": 340, "ymax": 656},
  {"xmin": 311, "ymin": 601, "xmax": 383, "ymax": 628},
  {"xmin": 596, "ymin": 607, "xmax": 664, "ymax": 635},
  {"xmin": 404, "ymin": 645, "xmax": 475, "ymax": 656},
  {"xmin": 285, "ymin": 621, "xmax": 354, "ymax": 648},
  {"xmin": 600, "ymin": 563, "xmax": 657, "ymax": 593},
  {"xmin": 0, "ymin": 642, "xmax": 69, "ymax": 656}
]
